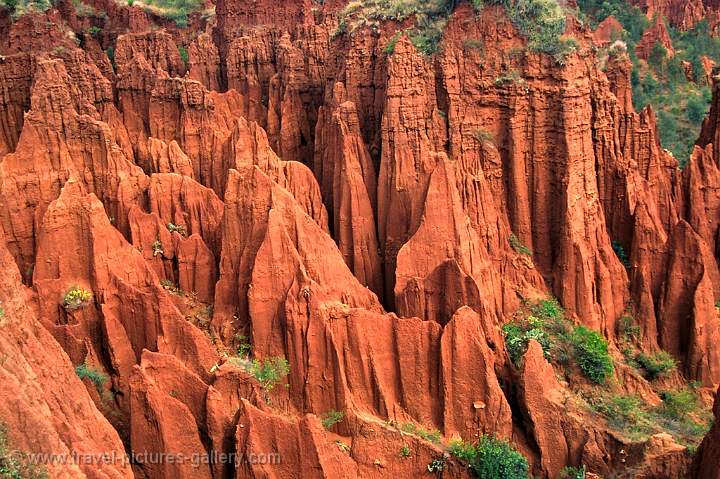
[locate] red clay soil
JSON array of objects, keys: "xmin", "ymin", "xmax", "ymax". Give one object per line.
[{"xmin": 0, "ymin": 0, "xmax": 718, "ymax": 478}]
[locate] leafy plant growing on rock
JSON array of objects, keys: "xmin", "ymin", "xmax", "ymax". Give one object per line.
[
  {"xmin": 321, "ymin": 410, "xmax": 344, "ymax": 429},
  {"xmin": 139, "ymin": 0, "xmax": 202, "ymax": 27},
  {"xmin": 75, "ymin": 362, "xmax": 108, "ymax": 394},
  {"xmin": 611, "ymin": 240, "xmax": 631, "ymax": 269},
  {"xmin": 660, "ymin": 388, "xmax": 698, "ymax": 419},
  {"xmin": 0, "ymin": 422, "xmax": 48, "ymax": 479},
  {"xmin": 63, "ymin": 286, "xmax": 92, "ymax": 311},
  {"xmin": 337, "ymin": 0, "xmax": 455, "ymax": 55},
  {"xmin": 472, "ymin": 128, "xmax": 496, "ymax": 145},
  {"xmin": 399, "ymin": 445, "xmax": 411, "ymax": 458},
  {"xmin": 587, "ymin": 389, "xmax": 712, "ymax": 446},
  {"xmin": 246, "ymin": 356, "xmax": 290, "ymax": 393},
  {"xmin": 635, "ymin": 351, "xmax": 676, "ymax": 380},
  {"xmin": 152, "ymin": 239, "xmax": 164, "ymax": 257},
  {"xmin": 177, "ymin": 46, "xmax": 189, "ymax": 67},
  {"xmin": 448, "ymin": 435, "xmax": 529, "ymax": 479},
  {"xmin": 167, "ymin": 222, "xmax": 187, "ymax": 236},
  {"xmin": 475, "ymin": 0, "xmax": 578, "ymax": 63},
  {"xmin": 427, "ymin": 457, "xmax": 445, "ymax": 473},
  {"xmin": 508, "ymin": 232, "xmax": 532, "ymax": 256},
  {"xmin": 160, "ymin": 279, "xmax": 184, "ymax": 296},
  {"xmin": 569, "ymin": 326, "xmax": 614, "ymax": 384},
  {"xmin": 560, "ymin": 465, "xmax": 586, "ymax": 479},
  {"xmin": 399, "ymin": 422, "xmax": 441, "ymax": 444},
  {"xmin": 1, "ymin": 0, "xmax": 51, "ymax": 20}
]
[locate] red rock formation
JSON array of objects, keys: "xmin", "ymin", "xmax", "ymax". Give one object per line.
[
  {"xmin": 593, "ymin": 16, "xmax": 625, "ymax": 46},
  {"xmin": 0, "ymin": 228, "xmax": 132, "ymax": 479},
  {"xmin": 314, "ymin": 82, "xmax": 382, "ymax": 294},
  {"xmin": 636, "ymin": 16, "xmax": 675, "ymax": 60},
  {"xmin": 632, "ymin": 0, "xmax": 720, "ymax": 32},
  {"xmin": 1, "ymin": 2, "xmax": 719, "ymax": 478},
  {"xmin": 377, "ymin": 35, "xmax": 447, "ymax": 305},
  {"xmin": 694, "ymin": 386, "xmax": 720, "ymax": 478}
]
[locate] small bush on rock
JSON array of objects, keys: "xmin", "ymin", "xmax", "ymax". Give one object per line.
[
  {"xmin": 635, "ymin": 351, "xmax": 676, "ymax": 380},
  {"xmin": 63, "ymin": 286, "xmax": 92, "ymax": 311},
  {"xmin": 570, "ymin": 326, "xmax": 614, "ymax": 384},
  {"xmin": 321, "ymin": 410, "xmax": 344, "ymax": 429},
  {"xmin": 246, "ymin": 356, "xmax": 290, "ymax": 393},
  {"xmin": 75, "ymin": 362, "xmax": 108, "ymax": 394},
  {"xmin": 448, "ymin": 435, "xmax": 529, "ymax": 479}
]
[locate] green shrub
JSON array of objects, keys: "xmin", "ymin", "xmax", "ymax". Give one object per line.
[
  {"xmin": 152, "ymin": 239, "xmax": 164, "ymax": 257},
  {"xmin": 399, "ymin": 423, "xmax": 441, "ymax": 444},
  {"xmin": 399, "ymin": 445, "xmax": 411, "ymax": 458},
  {"xmin": 427, "ymin": 458, "xmax": 445, "ymax": 472},
  {"xmin": 660, "ymin": 388, "xmax": 697, "ymax": 419},
  {"xmin": 140, "ymin": 0, "xmax": 202, "ymax": 27},
  {"xmin": 167, "ymin": 222, "xmax": 187, "ymax": 236},
  {"xmin": 503, "ymin": 317, "xmax": 552, "ymax": 364},
  {"xmin": 1, "ymin": 0, "xmax": 51, "ymax": 20},
  {"xmin": 321, "ymin": 410, "xmax": 344, "ymax": 429},
  {"xmin": 448, "ymin": 436, "xmax": 529, "ymax": 479},
  {"xmin": 560, "ymin": 465, "xmax": 586, "ymax": 479},
  {"xmin": 529, "ymin": 298, "xmax": 563, "ymax": 320},
  {"xmin": 177, "ymin": 46, "xmax": 189, "ymax": 66},
  {"xmin": 491, "ymin": 0, "xmax": 578, "ymax": 63},
  {"xmin": 591, "ymin": 394, "xmax": 648, "ymax": 431},
  {"xmin": 0, "ymin": 423, "xmax": 48, "ymax": 479},
  {"xmin": 611, "ymin": 240, "xmax": 630, "ymax": 269},
  {"xmin": 234, "ymin": 334, "xmax": 252, "ymax": 357},
  {"xmin": 338, "ymin": 0, "xmax": 454, "ymax": 56},
  {"xmin": 687, "ymin": 94, "xmax": 708, "ymax": 124},
  {"xmin": 63, "ymin": 286, "xmax": 92, "ymax": 311},
  {"xmin": 160, "ymin": 279, "xmax": 184, "ymax": 295},
  {"xmin": 589, "ymin": 386, "xmax": 712, "ymax": 445},
  {"xmin": 246, "ymin": 356, "xmax": 290, "ymax": 392},
  {"xmin": 73, "ymin": 0, "xmax": 98, "ymax": 17},
  {"xmin": 570, "ymin": 326, "xmax": 613, "ymax": 384},
  {"xmin": 636, "ymin": 351, "xmax": 676, "ymax": 380},
  {"xmin": 509, "ymin": 232, "xmax": 532, "ymax": 256},
  {"xmin": 75, "ymin": 363, "xmax": 108, "ymax": 394}
]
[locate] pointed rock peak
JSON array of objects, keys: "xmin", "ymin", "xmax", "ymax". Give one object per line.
[
  {"xmin": 593, "ymin": 16, "xmax": 625, "ymax": 46},
  {"xmin": 636, "ymin": 16, "xmax": 675, "ymax": 60}
]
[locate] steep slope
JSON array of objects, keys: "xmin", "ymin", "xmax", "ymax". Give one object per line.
[{"xmin": 0, "ymin": 0, "xmax": 718, "ymax": 478}]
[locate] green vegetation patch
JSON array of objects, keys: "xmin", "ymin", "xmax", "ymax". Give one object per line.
[
  {"xmin": 474, "ymin": 0, "xmax": 578, "ymax": 63},
  {"xmin": 137, "ymin": 0, "xmax": 202, "ymax": 28},
  {"xmin": 448, "ymin": 435, "xmax": 529, "ymax": 479},
  {"xmin": 246, "ymin": 356, "xmax": 290, "ymax": 393},
  {"xmin": 75, "ymin": 362, "xmax": 108, "ymax": 394},
  {"xmin": 503, "ymin": 298, "xmax": 614, "ymax": 384},
  {"xmin": 337, "ymin": 0, "xmax": 453, "ymax": 55},
  {"xmin": 321, "ymin": 410, "xmax": 344, "ymax": 429},
  {"xmin": 635, "ymin": 350, "xmax": 677, "ymax": 380},
  {"xmin": 586, "ymin": 387, "xmax": 713, "ymax": 447},
  {"xmin": 578, "ymin": 0, "xmax": 720, "ymax": 166},
  {"xmin": 0, "ymin": 0, "xmax": 51, "ymax": 20},
  {"xmin": 0, "ymin": 423, "xmax": 48, "ymax": 479},
  {"xmin": 63, "ymin": 286, "xmax": 92, "ymax": 311}
]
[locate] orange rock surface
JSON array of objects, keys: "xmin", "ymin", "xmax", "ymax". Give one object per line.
[{"xmin": 0, "ymin": 1, "xmax": 718, "ymax": 478}]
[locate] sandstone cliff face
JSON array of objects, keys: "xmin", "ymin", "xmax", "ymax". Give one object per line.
[
  {"xmin": 695, "ymin": 386, "xmax": 720, "ymax": 478},
  {"xmin": 0, "ymin": 0, "xmax": 718, "ymax": 478},
  {"xmin": 633, "ymin": 0, "xmax": 720, "ymax": 32}
]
